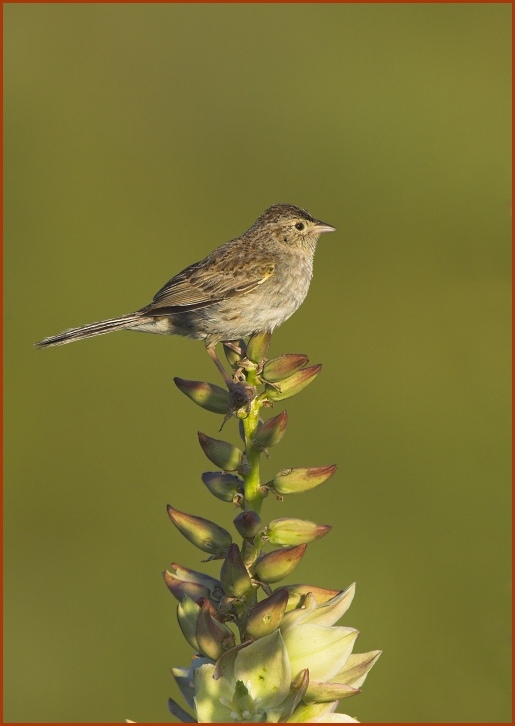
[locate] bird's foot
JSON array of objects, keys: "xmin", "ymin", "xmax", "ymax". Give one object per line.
[{"xmin": 228, "ymin": 380, "xmax": 256, "ymax": 413}]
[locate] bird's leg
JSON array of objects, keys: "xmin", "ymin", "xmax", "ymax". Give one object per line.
[
  {"xmin": 206, "ymin": 343, "xmax": 256, "ymax": 414},
  {"xmin": 222, "ymin": 339, "xmax": 261, "ymax": 382},
  {"xmin": 206, "ymin": 343, "xmax": 235, "ymax": 388},
  {"xmin": 223, "ymin": 340, "xmax": 244, "ymax": 356}
]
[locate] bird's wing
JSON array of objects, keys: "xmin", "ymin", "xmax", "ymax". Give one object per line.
[{"xmin": 145, "ymin": 248, "xmax": 275, "ymax": 314}]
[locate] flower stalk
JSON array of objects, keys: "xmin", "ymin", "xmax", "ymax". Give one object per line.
[{"xmin": 163, "ymin": 333, "xmax": 380, "ymax": 723}]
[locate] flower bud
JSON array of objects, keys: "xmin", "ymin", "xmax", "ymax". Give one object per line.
[
  {"xmin": 167, "ymin": 505, "xmax": 232, "ymax": 557},
  {"xmin": 264, "ymin": 365, "xmax": 322, "ymax": 401},
  {"xmin": 246, "ymin": 332, "xmax": 271, "ymax": 363},
  {"xmin": 201, "ymin": 471, "xmax": 244, "ymax": 503},
  {"xmin": 266, "ymin": 518, "xmax": 331, "ymax": 546},
  {"xmin": 198, "ymin": 432, "xmax": 242, "ymax": 471},
  {"xmin": 177, "ymin": 596, "xmax": 201, "ymax": 651},
  {"xmin": 224, "ymin": 339, "xmax": 246, "ymax": 368},
  {"xmin": 270, "ymin": 465, "xmax": 337, "ymax": 495},
  {"xmin": 164, "ymin": 570, "xmax": 209, "ymax": 602},
  {"xmin": 220, "ymin": 543, "xmax": 253, "ymax": 598},
  {"xmin": 261, "ymin": 354, "xmax": 309, "ymax": 383},
  {"xmin": 251, "ymin": 411, "xmax": 288, "ymax": 451},
  {"xmin": 196, "ymin": 599, "xmax": 236, "ymax": 660},
  {"xmin": 244, "ymin": 587, "xmax": 289, "ymax": 640},
  {"xmin": 233, "ymin": 510, "xmax": 262, "ymax": 540},
  {"xmin": 254, "ymin": 544, "xmax": 307, "ymax": 584},
  {"xmin": 165, "ymin": 563, "xmax": 223, "ymax": 602},
  {"xmin": 173, "ymin": 377, "xmax": 229, "ymax": 414}
]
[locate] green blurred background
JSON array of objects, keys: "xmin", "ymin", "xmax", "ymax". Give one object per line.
[{"xmin": 4, "ymin": 4, "xmax": 511, "ymax": 723}]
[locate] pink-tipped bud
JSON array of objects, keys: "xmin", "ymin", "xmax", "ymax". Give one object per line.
[
  {"xmin": 262, "ymin": 354, "xmax": 309, "ymax": 383},
  {"xmin": 244, "ymin": 587, "xmax": 289, "ymax": 640},
  {"xmin": 252, "ymin": 411, "xmax": 288, "ymax": 451},
  {"xmin": 166, "ymin": 563, "xmax": 223, "ymax": 601},
  {"xmin": 265, "ymin": 364, "xmax": 322, "ymax": 401},
  {"xmin": 163, "ymin": 570, "xmax": 210, "ymax": 602},
  {"xmin": 254, "ymin": 544, "xmax": 307, "ymax": 584},
  {"xmin": 270, "ymin": 464, "xmax": 337, "ymax": 495},
  {"xmin": 265, "ymin": 518, "xmax": 331, "ymax": 546}
]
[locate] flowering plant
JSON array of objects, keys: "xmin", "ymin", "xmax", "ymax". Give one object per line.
[{"xmin": 165, "ymin": 334, "xmax": 380, "ymax": 723}]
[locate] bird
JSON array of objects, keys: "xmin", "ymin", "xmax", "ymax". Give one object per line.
[{"xmin": 35, "ymin": 203, "xmax": 335, "ymax": 383}]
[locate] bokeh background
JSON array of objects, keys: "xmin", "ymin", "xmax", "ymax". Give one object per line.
[{"xmin": 4, "ymin": 4, "xmax": 511, "ymax": 723}]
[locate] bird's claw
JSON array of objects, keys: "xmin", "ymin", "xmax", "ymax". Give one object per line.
[{"xmin": 228, "ymin": 381, "xmax": 256, "ymax": 415}]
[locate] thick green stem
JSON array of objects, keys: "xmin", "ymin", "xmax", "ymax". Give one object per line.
[
  {"xmin": 240, "ymin": 370, "xmax": 265, "ymax": 572},
  {"xmin": 242, "ymin": 402, "xmax": 262, "ymax": 512}
]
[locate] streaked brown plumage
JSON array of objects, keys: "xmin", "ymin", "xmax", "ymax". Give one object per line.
[{"xmin": 35, "ymin": 203, "xmax": 335, "ymax": 377}]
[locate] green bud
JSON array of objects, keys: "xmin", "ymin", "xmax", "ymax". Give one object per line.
[
  {"xmin": 246, "ymin": 332, "xmax": 271, "ymax": 363},
  {"xmin": 281, "ymin": 584, "xmax": 342, "ymax": 610},
  {"xmin": 166, "ymin": 563, "xmax": 223, "ymax": 601},
  {"xmin": 198, "ymin": 432, "xmax": 242, "ymax": 471},
  {"xmin": 254, "ymin": 544, "xmax": 307, "ymax": 584},
  {"xmin": 233, "ymin": 510, "xmax": 262, "ymax": 540},
  {"xmin": 220, "ymin": 543, "xmax": 253, "ymax": 598},
  {"xmin": 167, "ymin": 505, "xmax": 232, "ymax": 557},
  {"xmin": 164, "ymin": 570, "xmax": 210, "ymax": 602},
  {"xmin": 270, "ymin": 465, "xmax": 337, "ymax": 495},
  {"xmin": 196, "ymin": 599, "xmax": 236, "ymax": 660},
  {"xmin": 245, "ymin": 587, "xmax": 289, "ymax": 640},
  {"xmin": 251, "ymin": 411, "xmax": 288, "ymax": 451},
  {"xmin": 173, "ymin": 377, "xmax": 230, "ymax": 414},
  {"xmin": 177, "ymin": 596, "xmax": 201, "ymax": 651},
  {"xmin": 224, "ymin": 339, "xmax": 246, "ymax": 368},
  {"xmin": 264, "ymin": 365, "xmax": 322, "ymax": 402},
  {"xmin": 262, "ymin": 354, "xmax": 309, "ymax": 383},
  {"xmin": 201, "ymin": 471, "xmax": 244, "ymax": 503},
  {"xmin": 266, "ymin": 518, "xmax": 331, "ymax": 546}
]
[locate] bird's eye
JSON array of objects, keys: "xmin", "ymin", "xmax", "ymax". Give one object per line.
[{"xmin": 295, "ymin": 222, "xmax": 304, "ymax": 231}]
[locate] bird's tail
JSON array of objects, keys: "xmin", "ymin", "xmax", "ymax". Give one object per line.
[{"xmin": 35, "ymin": 312, "xmax": 144, "ymax": 348}]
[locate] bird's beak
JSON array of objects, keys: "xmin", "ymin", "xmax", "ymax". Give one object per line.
[{"xmin": 314, "ymin": 220, "xmax": 336, "ymax": 233}]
